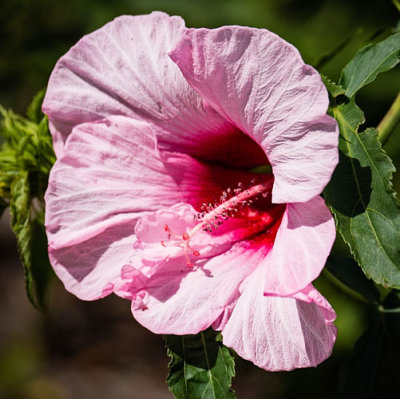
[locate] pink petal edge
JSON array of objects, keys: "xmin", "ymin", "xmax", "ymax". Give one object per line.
[
  {"xmin": 221, "ymin": 264, "xmax": 337, "ymax": 371},
  {"xmin": 261, "ymin": 195, "xmax": 336, "ymax": 296},
  {"xmin": 170, "ymin": 26, "xmax": 339, "ymax": 203}
]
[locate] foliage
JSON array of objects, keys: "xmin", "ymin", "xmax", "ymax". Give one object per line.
[
  {"xmin": 1, "ymin": 11, "xmax": 400, "ymax": 399},
  {"xmin": 339, "ymin": 32, "xmax": 400, "ymax": 98},
  {"xmin": 322, "ymin": 31, "xmax": 400, "ymax": 398},
  {"xmin": 0, "ymin": 90, "xmax": 55, "ymax": 309},
  {"xmin": 324, "ymin": 32, "xmax": 400, "ymax": 291},
  {"xmin": 165, "ymin": 329, "xmax": 236, "ymax": 399}
]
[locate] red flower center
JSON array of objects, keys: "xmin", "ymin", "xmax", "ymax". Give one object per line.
[{"xmin": 160, "ymin": 176, "xmax": 285, "ymax": 267}]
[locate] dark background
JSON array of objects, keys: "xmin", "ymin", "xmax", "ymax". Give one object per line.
[{"xmin": 0, "ymin": 1, "xmax": 399, "ymax": 398}]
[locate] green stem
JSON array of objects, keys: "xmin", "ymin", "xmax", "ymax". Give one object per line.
[
  {"xmin": 323, "ymin": 268, "xmax": 371, "ymax": 304},
  {"xmin": 377, "ymin": 91, "xmax": 400, "ymax": 145},
  {"xmin": 378, "ymin": 305, "xmax": 400, "ymax": 313}
]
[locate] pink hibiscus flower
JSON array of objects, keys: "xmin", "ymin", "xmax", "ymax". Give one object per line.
[{"xmin": 43, "ymin": 12, "xmax": 338, "ymax": 371}]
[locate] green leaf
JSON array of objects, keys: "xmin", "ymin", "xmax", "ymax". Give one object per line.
[
  {"xmin": 29, "ymin": 216, "xmax": 55, "ymax": 308},
  {"xmin": 340, "ymin": 32, "xmax": 400, "ymax": 98},
  {"xmin": 9, "ymin": 171, "xmax": 53, "ymax": 309},
  {"xmin": 325, "ymin": 254, "xmax": 379, "ymax": 303},
  {"xmin": 321, "ymin": 75, "xmax": 345, "ymax": 98},
  {"xmin": 26, "ymin": 89, "xmax": 46, "ymax": 124},
  {"xmin": 9, "ymin": 171, "xmax": 35, "ymax": 305},
  {"xmin": 165, "ymin": 329, "xmax": 236, "ymax": 399},
  {"xmin": 338, "ymin": 291, "xmax": 400, "ymax": 398},
  {"xmin": 36, "ymin": 116, "xmax": 56, "ymax": 174},
  {"xmin": 1, "ymin": 99, "xmax": 55, "ymax": 309},
  {"xmin": 324, "ymin": 99, "xmax": 400, "ymax": 289}
]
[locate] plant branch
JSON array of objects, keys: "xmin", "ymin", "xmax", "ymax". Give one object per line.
[
  {"xmin": 323, "ymin": 268, "xmax": 371, "ymax": 305},
  {"xmin": 377, "ymin": 91, "xmax": 400, "ymax": 145}
]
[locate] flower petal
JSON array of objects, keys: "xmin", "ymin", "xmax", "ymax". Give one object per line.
[
  {"xmin": 43, "ymin": 11, "xmax": 252, "ymax": 164},
  {"xmin": 45, "ymin": 115, "xmax": 270, "ymax": 298},
  {"xmin": 43, "ymin": 12, "xmax": 183, "ymax": 148},
  {"xmin": 49, "ymin": 221, "xmax": 135, "ymax": 300},
  {"xmin": 129, "ymin": 240, "xmax": 268, "ymax": 335},
  {"xmin": 45, "ymin": 115, "xmax": 263, "ymax": 249},
  {"xmin": 45, "ymin": 115, "xmax": 177, "ymax": 300},
  {"xmin": 261, "ymin": 195, "xmax": 335, "ymax": 296},
  {"xmin": 170, "ymin": 27, "xmax": 338, "ymax": 203},
  {"xmin": 45, "ymin": 116, "xmax": 180, "ymax": 249},
  {"xmin": 221, "ymin": 267, "xmax": 337, "ymax": 371}
]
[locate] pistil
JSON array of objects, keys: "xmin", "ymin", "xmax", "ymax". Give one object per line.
[
  {"xmin": 161, "ymin": 177, "xmax": 273, "ymax": 267},
  {"xmin": 189, "ymin": 180, "xmax": 273, "ymax": 239}
]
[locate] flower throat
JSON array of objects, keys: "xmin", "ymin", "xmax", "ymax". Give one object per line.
[{"xmin": 161, "ymin": 177, "xmax": 274, "ymax": 267}]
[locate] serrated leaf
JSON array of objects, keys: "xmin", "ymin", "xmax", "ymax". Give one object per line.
[
  {"xmin": 36, "ymin": 116, "xmax": 56, "ymax": 174},
  {"xmin": 9, "ymin": 171, "xmax": 35, "ymax": 305},
  {"xmin": 0, "ymin": 106, "xmax": 37, "ymax": 149},
  {"xmin": 321, "ymin": 75, "xmax": 346, "ymax": 98},
  {"xmin": 1, "ymin": 99, "xmax": 55, "ymax": 309},
  {"xmin": 9, "ymin": 172, "xmax": 53, "ymax": 309},
  {"xmin": 324, "ymin": 99, "xmax": 400, "ymax": 289},
  {"xmin": 165, "ymin": 329, "xmax": 236, "ymax": 399},
  {"xmin": 340, "ymin": 32, "xmax": 400, "ymax": 98},
  {"xmin": 325, "ymin": 254, "xmax": 379, "ymax": 303},
  {"xmin": 338, "ymin": 291, "xmax": 400, "ymax": 398}
]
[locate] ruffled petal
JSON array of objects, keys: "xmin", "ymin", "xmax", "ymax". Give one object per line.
[
  {"xmin": 128, "ymin": 199, "xmax": 279, "ymax": 277},
  {"xmin": 45, "ymin": 115, "xmax": 265, "ymax": 249},
  {"xmin": 131, "ymin": 203, "xmax": 239, "ymax": 276},
  {"xmin": 45, "ymin": 115, "xmax": 178, "ymax": 300},
  {"xmin": 45, "ymin": 116, "xmax": 180, "ymax": 249},
  {"xmin": 124, "ymin": 201, "xmax": 281, "ymax": 334},
  {"xmin": 170, "ymin": 27, "xmax": 338, "ymax": 203},
  {"xmin": 129, "ymin": 240, "xmax": 266, "ymax": 334},
  {"xmin": 261, "ymin": 195, "xmax": 335, "ymax": 296},
  {"xmin": 45, "ymin": 115, "xmax": 271, "ymax": 299},
  {"xmin": 49, "ymin": 221, "xmax": 136, "ymax": 300},
  {"xmin": 43, "ymin": 12, "xmax": 184, "ymax": 147},
  {"xmin": 221, "ymin": 266, "xmax": 337, "ymax": 371},
  {"xmin": 43, "ymin": 11, "xmax": 253, "ymax": 164}
]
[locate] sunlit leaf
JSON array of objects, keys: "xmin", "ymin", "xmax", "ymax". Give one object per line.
[
  {"xmin": 324, "ymin": 98, "xmax": 400, "ymax": 289},
  {"xmin": 9, "ymin": 171, "xmax": 35, "ymax": 305},
  {"xmin": 8, "ymin": 171, "xmax": 53, "ymax": 309},
  {"xmin": 321, "ymin": 75, "xmax": 345, "ymax": 98},
  {"xmin": 340, "ymin": 32, "xmax": 400, "ymax": 98},
  {"xmin": 0, "ymin": 96, "xmax": 55, "ymax": 308}
]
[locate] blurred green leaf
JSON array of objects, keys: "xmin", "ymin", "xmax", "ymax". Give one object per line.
[
  {"xmin": 165, "ymin": 329, "xmax": 236, "ymax": 399},
  {"xmin": 0, "ymin": 196, "xmax": 8, "ymax": 218},
  {"xmin": 392, "ymin": 0, "xmax": 400, "ymax": 13},
  {"xmin": 26, "ymin": 88, "xmax": 46, "ymax": 124},
  {"xmin": 325, "ymin": 254, "xmax": 380, "ymax": 303},
  {"xmin": 340, "ymin": 32, "xmax": 400, "ymax": 98},
  {"xmin": 315, "ymin": 29, "xmax": 363, "ymax": 70},
  {"xmin": 324, "ymin": 98, "xmax": 400, "ymax": 289},
  {"xmin": 338, "ymin": 290, "xmax": 400, "ymax": 398}
]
